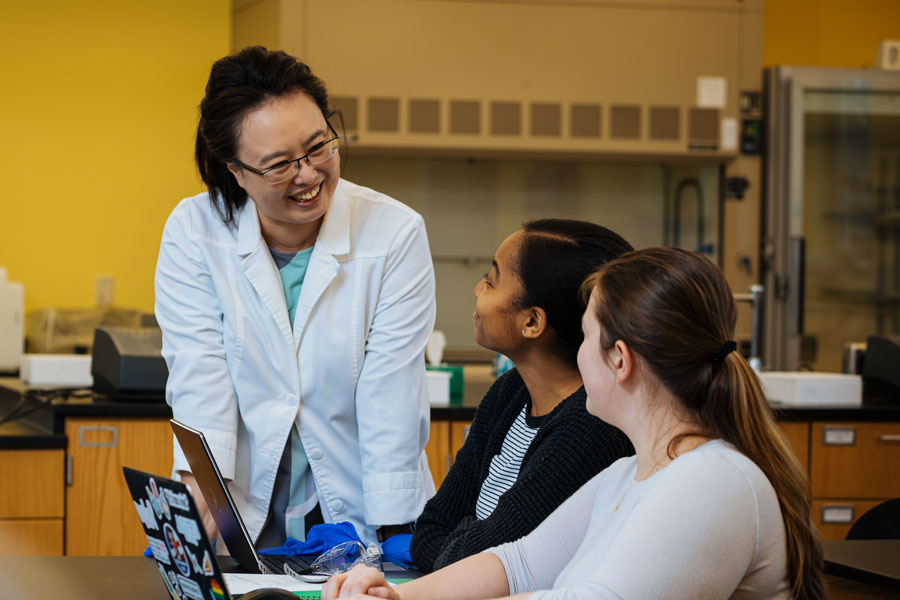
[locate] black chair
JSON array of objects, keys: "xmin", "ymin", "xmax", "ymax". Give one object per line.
[{"xmin": 846, "ymin": 498, "xmax": 900, "ymax": 540}]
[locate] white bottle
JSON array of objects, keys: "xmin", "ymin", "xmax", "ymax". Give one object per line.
[{"xmin": 0, "ymin": 267, "xmax": 25, "ymax": 373}]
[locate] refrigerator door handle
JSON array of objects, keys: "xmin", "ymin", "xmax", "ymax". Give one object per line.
[{"xmin": 790, "ymin": 236, "xmax": 806, "ymax": 336}]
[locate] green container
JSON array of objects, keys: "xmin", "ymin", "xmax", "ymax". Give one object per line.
[{"xmin": 426, "ymin": 364, "xmax": 464, "ymax": 406}]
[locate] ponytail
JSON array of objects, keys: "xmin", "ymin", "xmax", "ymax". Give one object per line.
[{"xmin": 706, "ymin": 356, "xmax": 825, "ymax": 600}]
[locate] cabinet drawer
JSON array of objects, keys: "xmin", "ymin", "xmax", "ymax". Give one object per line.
[
  {"xmin": 810, "ymin": 422, "xmax": 900, "ymax": 498},
  {"xmin": 0, "ymin": 518, "xmax": 64, "ymax": 555},
  {"xmin": 0, "ymin": 449, "xmax": 64, "ymax": 518},
  {"xmin": 811, "ymin": 499, "xmax": 885, "ymax": 541}
]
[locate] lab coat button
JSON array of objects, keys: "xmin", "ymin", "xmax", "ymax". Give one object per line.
[
  {"xmin": 331, "ymin": 500, "xmax": 345, "ymax": 513},
  {"xmin": 309, "ymin": 448, "xmax": 324, "ymax": 460}
]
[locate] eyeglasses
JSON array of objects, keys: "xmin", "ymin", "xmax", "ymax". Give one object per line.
[{"xmin": 235, "ymin": 121, "xmax": 339, "ymax": 185}]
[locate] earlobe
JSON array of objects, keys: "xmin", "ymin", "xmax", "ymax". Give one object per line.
[{"xmin": 523, "ymin": 308, "xmax": 547, "ymax": 338}]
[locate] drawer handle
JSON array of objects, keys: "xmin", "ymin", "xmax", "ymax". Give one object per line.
[
  {"xmin": 78, "ymin": 425, "xmax": 118, "ymax": 447},
  {"xmin": 878, "ymin": 434, "xmax": 900, "ymax": 443}
]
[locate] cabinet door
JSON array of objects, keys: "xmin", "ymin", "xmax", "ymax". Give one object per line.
[
  {"xmin": 65, "ymin": 417, "xmax": 172, "ymax": 556},
  {"xmin": 450, "ymin": 421, "xmax": 472, "ymax": 464},
  {"xmin": 812, "ymin": 499, "xmax": 885, "ymax": 541},
  {"xmin": 810, "ymin": 422, "xmax": 900, "ymax": 499},
  {"xmin": 425, "ymin": 421, "xmax": 450, "ymax": 490},
  {"xmin": 0, "ymin": 449, "xmax": 64, "ymax": 556},
  {"xmin": 0, "ymin": 449, "xmax": 64, "ymax": 518},
  {"xmin": 777, "ymin": 421, "xmax": 810, "ymax": 472},
  {"xmin": 0, "ymin": 519, "xmax": 63, "ymax": 556}
]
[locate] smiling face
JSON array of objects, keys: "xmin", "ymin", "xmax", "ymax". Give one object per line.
[
  {"xmin": 473, "ymin": 231, "xmax": 531, "ymax": 354},
  {"xmin": 577, "ymin": 290, "xmax": 618, "ymax": 420},
  {"xmin": 227, "ymin": 89, "xmax": 339, "ymax": 247}
]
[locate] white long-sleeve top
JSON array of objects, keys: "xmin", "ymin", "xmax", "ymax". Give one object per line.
[
  {"xmin": 487, "ymin": 440, "xmax": 789, "ymax": 600},
  {"xmin": 154, "ymin": 179, "xmax": 436, "ymax": 545}
]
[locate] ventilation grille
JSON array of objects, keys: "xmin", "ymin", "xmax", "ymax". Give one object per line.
[
  {"xmin": 688, "ymin": 108, "xmax": 719, "ymax": 146},
  {"xmin": 331, "ymin": 96, "xmax": 358, "ymax": 132},
  {"xmin": 490, "ymin": 101, "xmax": 521, "ymax": 136},
  {"xmin": 649, "ymin": 106, "xmax": 679, "ymax": 141},
  {"xmin": 450, "ymin": 100, "xmax": 480, "ymax": 134},
  {"xmin": 570, "ymin": 104, "xmax": 601, "ymax": 138},
  {"xmin": 409, "ymin": 99, "xmax": 440, "ymax": 134},
  {"xmin": 610, "ymin": 105, "xmax": 641, "ymax": 139},
  {"xmin": 367, "ymin": 98, "xmax": 399, "ymax": 132},
  {"xmin": 531, "ymin": 103, "xmax": 561, "ymax": 137}
]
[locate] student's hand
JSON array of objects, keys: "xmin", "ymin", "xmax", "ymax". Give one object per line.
[
  {"xmin": 178, "ymin": 470, "xmax": 219, "ymax": 541},
  {"xmin": 322, "ymin": 565, "xmax": 399, "ymax": 600}
]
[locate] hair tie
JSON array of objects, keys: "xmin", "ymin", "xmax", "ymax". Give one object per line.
[{"xmin": 711, "ymin": 340, "xmax": 737, "ymax": 375}]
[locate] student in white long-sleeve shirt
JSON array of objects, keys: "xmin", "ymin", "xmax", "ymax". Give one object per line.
[{"xmin": 324, "ymin": 247, "xmax": 826, "ymax": 600}]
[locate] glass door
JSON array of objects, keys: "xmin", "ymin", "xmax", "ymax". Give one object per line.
[{"xmin": 764, "ymin": 67, "xmax": 900, "ymax": 371}]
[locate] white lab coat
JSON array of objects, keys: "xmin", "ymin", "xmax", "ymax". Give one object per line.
[{"xmin": 154, "ymin": 179, "xmax": 436, "ymax": 545}]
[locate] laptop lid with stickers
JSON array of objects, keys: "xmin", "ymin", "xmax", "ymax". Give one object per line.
[{"xmin": 123, "ymin": 466, "xmax": 232, "ymax": 600}]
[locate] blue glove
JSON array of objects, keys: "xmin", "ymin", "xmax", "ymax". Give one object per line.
[
  {"xmin": 380, "ymin": 533, "xmax": 414, "ymax": 569},
  {"xmin": 259, "ymin": 521, "xmax": 362, "ymax": 556}
]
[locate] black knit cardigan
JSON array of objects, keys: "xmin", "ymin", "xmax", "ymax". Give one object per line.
[{"xmin": 410, "ymin": 368, "xmax": 634, "ymax": 573}]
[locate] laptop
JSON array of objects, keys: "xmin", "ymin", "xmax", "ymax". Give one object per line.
[
  {"xmin": 123, "ymin": 465, "xmax": 237, "ymax": 600},
  {"xmin": 170, "ymin": 418, "xmax": 315, "ymax": 576}
]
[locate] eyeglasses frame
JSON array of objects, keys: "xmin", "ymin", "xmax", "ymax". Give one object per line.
[{"xmin": 233, "ymin": 119, "xmax": 340, "ymax": 184}]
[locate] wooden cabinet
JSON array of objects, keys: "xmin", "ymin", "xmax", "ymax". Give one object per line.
[
  {"xmin": 64, "ymin": 417, "xmax": 172, "ymax": 556},
  {"xmin": 425, "ymin": 419, "xmax": 472, "ymax": 490},
  {"xmin": 778, "ymin": 421, "xmax": 810, "ymax": 472},
  {"xmin": 808, "ymin": 421, "xmax": 900, "ymax": 540},
  {"xmin": 0, "ymin": 449, "xmax": 64, "ymax": 555}
]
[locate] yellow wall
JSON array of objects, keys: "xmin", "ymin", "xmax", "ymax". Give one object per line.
[
  {"xmin": 0, "ymin": 1, "xmax": 230, "ymax": 313},
  {"xmin": 764, "ymin": 0, "xmax": 900, "ymax": 67}
]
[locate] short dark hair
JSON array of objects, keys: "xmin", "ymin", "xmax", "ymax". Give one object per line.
[
  {"xmin": 194, "ymin": 46, "xmax": 330, "ymax": 225},
  {"xmin": 513, "ymin": 219, "xmax": 633, "ymax": 365}
]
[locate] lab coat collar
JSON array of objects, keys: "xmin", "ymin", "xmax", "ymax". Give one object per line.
[{"xmin": 234, "ymin": 179, "xmax": 351, "ymax": 258}]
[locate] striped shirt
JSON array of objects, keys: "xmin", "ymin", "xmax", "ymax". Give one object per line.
[{"xmin": 475, "ymin": 405, "xmax": 545, "ymax": 519}]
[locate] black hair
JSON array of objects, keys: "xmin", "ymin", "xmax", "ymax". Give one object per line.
[
  {"xmin": 194, "ymin": 46, "xmax": 330, "ymax": 225},
  {"xmin": 514, "ymin": 219, "xmax": 633, "ymax": 365}
]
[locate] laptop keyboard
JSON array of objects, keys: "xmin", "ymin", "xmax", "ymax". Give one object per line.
[{"xmin": 260, "ymin": 555, "xmax": 314, "ymax": 575}]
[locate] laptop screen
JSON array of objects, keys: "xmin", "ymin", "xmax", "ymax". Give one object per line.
[{"xmin": 123, "ymin": 466, "xmax": 232, "ymax": 600}]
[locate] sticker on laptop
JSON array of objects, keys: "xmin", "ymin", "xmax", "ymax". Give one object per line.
[
  {"xmin": 158, "ymin": 563, "xmax": 180, "ymax": 599},
  {"xmin": 176, "ymin": 513, "xmax": 202, "ymax": 546},
  {"xmin": 176, "ymin": 573, "xmax": 205, "ymax": 600},
  {"xmin": 147, "ymin": 535, "xmax": 171, "ymax": 565},
  {"xmin": 209, "ymin": 578, "xmax": 227, "ymax": 600},
  {"xmin": 202, "ymin": 550, "xmax": 215, "ymax": 576},
  {"xmin": 134, "ymin": 497, "xmax": 159, "ymax": 531},
  {"xmin": 164, "ymin": 522, "xmax": 192, "ymax": 576},
  {"xmin": 165, "ymin": 488, "xmax": 191, "ymax": 512}
]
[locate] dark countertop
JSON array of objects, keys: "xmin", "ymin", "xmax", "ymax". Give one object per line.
[{"xmin": 3, "ymin": 376, "xmax": 900, "ymax": 450}]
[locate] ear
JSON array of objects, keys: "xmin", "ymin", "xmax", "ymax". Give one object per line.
[
  {"xmin": 612, "ymin": 339, "xmax": 635, "ymax": 384},
  {"xmin": 226, "ymin": 162, "xmax": 245, "ymax": 187},
  {"xmin": 521, "ymin": 307, "xmax": 547, "ymax": 339}
]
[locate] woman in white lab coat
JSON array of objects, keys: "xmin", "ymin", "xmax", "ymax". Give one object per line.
[{"xmin": 154, "ymin": 46, "xmax": 436, "ymax": 548}]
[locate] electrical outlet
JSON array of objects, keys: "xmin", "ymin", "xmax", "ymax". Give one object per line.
[{"xmin": 96, "ymin": 275, "xmax": 114, "ymax": 307}]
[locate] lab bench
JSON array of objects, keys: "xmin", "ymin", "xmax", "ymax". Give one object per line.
[{"xmin": 2, "ymin": 377, "xmax": 899, "ymax": 557}]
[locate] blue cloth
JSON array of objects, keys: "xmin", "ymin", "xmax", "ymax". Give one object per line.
[
  {"xmin": 380, "ymin": 533, "xmax": 414, "ymax": 569},
  {"xmin": 259, "ymin": 521, "xmax": 361, "ymax": 556}
]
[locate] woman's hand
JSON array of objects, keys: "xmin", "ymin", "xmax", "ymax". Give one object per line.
[
  {"xmin": 178, "ymin": 471, "xmax": 219, "ymax": 541},
  {"xmin": 322, "ymin": 565, "xmax": 400, "ymax": 600}
]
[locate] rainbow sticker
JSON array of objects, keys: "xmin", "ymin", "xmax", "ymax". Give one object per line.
[{"xmin": 209, "ymin": 578, "xmax": 226, "ymax": 600}]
